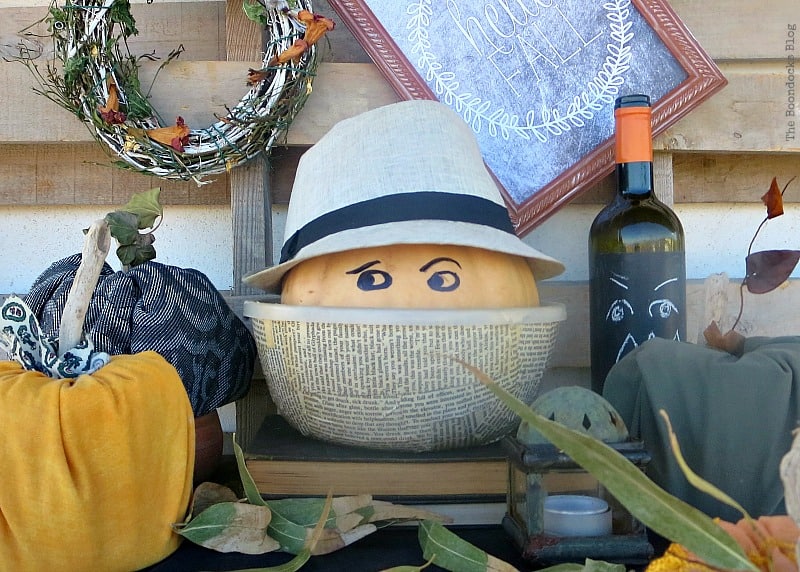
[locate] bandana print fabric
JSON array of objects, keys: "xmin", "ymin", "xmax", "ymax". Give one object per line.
[{"xmin": 0, "ymin": 295, "xmax": 110, "ymax": 378}]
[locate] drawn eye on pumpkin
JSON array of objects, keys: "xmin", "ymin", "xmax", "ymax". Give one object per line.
[
  {"xmin": 648, "ymin": 299, "xmax": 679, "ymax": 318},
  {"xmin": 346, "ymin": 260, "xmax": 392, "ymax": 291},
  {"xmin": 649, "ymin": 277, "xmax": 680, "ymax": 318},
  {"xmin": 605, "ymin": 272, "xmax": 633, "ymax": 322},
  {"xmin": 419, "ymin": 257, "xmax": 462, "ymax": 292},
  {"xmin": 606, "ymin": 299, "xmax": 633, "ymax": 322}
]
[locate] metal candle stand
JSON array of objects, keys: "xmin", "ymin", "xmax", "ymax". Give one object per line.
[
  {"xmin": 503, "ymin": 437, "xmax": 653, "ymax": 566},
  {"xmin": 500, "ymin": 387, "xmax": 654, "ymax": 567}
]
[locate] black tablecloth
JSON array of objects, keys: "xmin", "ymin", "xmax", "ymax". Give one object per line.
[{"xmin": 143, "ymin": 525, "xmax": 531, "ymax": 571}]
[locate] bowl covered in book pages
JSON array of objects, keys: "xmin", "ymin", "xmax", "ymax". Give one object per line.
[{"xmin": 243, "ymin": 301, "xmax": 565, "ymax": 451}]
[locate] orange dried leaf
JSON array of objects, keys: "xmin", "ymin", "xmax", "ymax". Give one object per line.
[
  {"xmin": 703, "ymin": 320, "xmax": 745, "ymax": 356},
  {"xmin": 301, "ymin": 13, "xmax": 335, "ymax": 46},
  {"xmin": 247, "ymin": 68, "xmax": 270, "ymax": 85},
  {"xmin": 98, "ymin": 80, "xmax": 126, "ymax": 125},
  {"xmin": 295, "ymin": 9, "xmax": 314, "ymax": 23},
  {"xmin": 146, "ymin": 116, "xmax": 190, "ymax": 152},
  {"xmin": 268, "ymin": 39, "xmax": 308, "ymax": 66},
  {"xmin": 761, "ymin": 177, "xmax": 785, "ymax": 219}
]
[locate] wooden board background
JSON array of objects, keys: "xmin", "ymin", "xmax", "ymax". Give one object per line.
[{"xmin": 1, "ymin": 0, "xmax": 799, "ymax": 206}]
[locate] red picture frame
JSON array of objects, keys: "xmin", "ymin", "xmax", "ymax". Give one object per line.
[{"xmin": 329, "ymin": 0, "xmax": 727, "ymax": 235}]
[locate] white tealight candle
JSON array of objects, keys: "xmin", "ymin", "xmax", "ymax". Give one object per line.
[{"xmin": 543, "ymin": 494, "xmax": 613, "ymax": 537}]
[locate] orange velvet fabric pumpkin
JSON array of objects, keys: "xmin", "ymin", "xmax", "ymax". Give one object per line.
[
  {"xmin": 0, "ymin": 351, "xmax": 195, "ymax": 571},
  {"xmin": 281, "ymin": 243, "xmax": 540, "ymax": 308}
]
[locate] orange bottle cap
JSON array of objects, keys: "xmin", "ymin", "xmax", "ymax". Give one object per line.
[{"xmin": 614, "ymin": 106, "xmax": 653, "ymax": 164}]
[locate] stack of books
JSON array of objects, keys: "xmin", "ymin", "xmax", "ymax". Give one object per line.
[{"xmin": 244, "ymin": 415, "xmax": 509, "ymax": 525}]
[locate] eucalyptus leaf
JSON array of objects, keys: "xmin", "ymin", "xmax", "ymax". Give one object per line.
[
  {"xmin": 260, "ymin": 550, "xmax": 311, "ymax": 572},
  {"xmin": 309, "ymin": 523, "xmax": 378, "ymax": 555},
  {"xmin": 266, "ymin": 496, "xmax": 368, "ymax": 528},
  {"xmin": 173, "ymin": 502, "xmax": 280, "ymax": 554},
  {"xmin": 418, "ymin": 520, "xmax": 516, "ymax": 572},
  {"xmin": 267, "ymin": 508, "xmax": 315, "ymax": 554},
  {"xmin": 379, "ymin": 556, "xmax": 435, "ymax": 571},
  {"xmin": 459, "ymin": 361, "xmax": 757, "ymax": 572},
  {"xmin": 659, "ymin": 410, "xmax": 751, "ymax": 520},
  {"xmin": 539, "ymin": 560, "xmax": 625, "ymax": 571},
  {"xmin": 201, "ymin": 550, "xmax": 311, "ymax": 572},
  {"xmin": 233, "ymin": 435, "xmax": 267, "ymax": 507},
  {"xmin": 369, "ymin": 500, "xmax": 452, "ymax": 525}
]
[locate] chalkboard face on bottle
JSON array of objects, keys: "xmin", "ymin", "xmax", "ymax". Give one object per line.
[
  {"xmin": 329, "ymin": 0, "xmax": 727, "ymax": 235},
  {"xmin": 589, "ymin": 251, "xmax": 687, "ymax": 392}
]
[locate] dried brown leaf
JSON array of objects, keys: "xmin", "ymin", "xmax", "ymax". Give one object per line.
[
  {"xmin": 189, "ymin": 482, "xmax": 240, "ymax": 519},
  {"xmin": 761, "ymin": 177, "xmax": 785, "ymax": 219},
  {"xmin": 703, "ymin": 321, "xmax": 745, "ymax": 356},
  {"xmin": 744, "ymin": 250, "xmax": 800, "ymax": 294}
]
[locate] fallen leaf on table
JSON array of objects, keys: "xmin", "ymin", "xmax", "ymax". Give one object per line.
[{"xmin": 173, "ymin": 501, "xmax": 280, "ymax": 554}]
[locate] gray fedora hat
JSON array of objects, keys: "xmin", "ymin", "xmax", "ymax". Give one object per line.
[{"xmin": 244, "ymin": 100, "xmax": 564, "ymax": 293}]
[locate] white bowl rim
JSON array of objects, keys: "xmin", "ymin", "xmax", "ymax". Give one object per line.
[{"xmin": 243, "ymin": 300, "xmax": 566, "ymax": 326}]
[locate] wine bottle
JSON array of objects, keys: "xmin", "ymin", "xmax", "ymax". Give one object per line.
[{"xmin": 588, "ymin": 94, "xmax": 686, "ymax": 394}]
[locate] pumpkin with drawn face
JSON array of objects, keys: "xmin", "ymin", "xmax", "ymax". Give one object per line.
[
  {"xmin": 281, "ymin": 243, "xmax": 540, "ymax": 308},
  {"xmin": 243, "ymin": 100, "xmax": 567, "ymax": 450}
]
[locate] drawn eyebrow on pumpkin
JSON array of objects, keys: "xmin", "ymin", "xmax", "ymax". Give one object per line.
[
  {"xmin": 345, "ymin": 260, "xmax": 381, "ymax": 274},
  {"xmin": 609, "ymin": 272, "xmax": 629, "ymax": 290},
  {"xmin": 653, "ymin": 277, "xmax": 679, "ymax": 291},
  {"xmin": 419, "ymin": 257, "xmax": 462, "ymax": 272}
]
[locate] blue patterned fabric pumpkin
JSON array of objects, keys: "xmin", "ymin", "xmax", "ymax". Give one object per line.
[{"xmin": 22, "ymin": 254, "xmax": 255, "ymax": 416}]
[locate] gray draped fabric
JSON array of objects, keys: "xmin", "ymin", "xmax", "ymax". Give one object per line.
[{"xmin": 604, "ymin": 336, "xmax": 800, "ymax": 522}]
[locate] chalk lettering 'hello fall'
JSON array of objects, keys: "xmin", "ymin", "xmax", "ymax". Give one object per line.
[{"xmin": 447, "ymin": 0, "xmax": 603, "ymax": 98}]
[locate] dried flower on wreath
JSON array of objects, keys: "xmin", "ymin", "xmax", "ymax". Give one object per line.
[{"xmin": 13, "ymin": 0, "xmax": 333, "ymax": 185}]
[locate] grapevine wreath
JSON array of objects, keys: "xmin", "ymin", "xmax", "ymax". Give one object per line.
[{"xmin": 20, "ymin": 0, "xmax": 333, "ymax": 184}]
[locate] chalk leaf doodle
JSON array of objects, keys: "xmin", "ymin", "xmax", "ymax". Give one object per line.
[
  {"xmin": 406, "ymin": 0, "xmax": 632, "ymax": 142},
  {"xmin": 705, "ymin": 177, "xmax": 800, "ymax": 353}
]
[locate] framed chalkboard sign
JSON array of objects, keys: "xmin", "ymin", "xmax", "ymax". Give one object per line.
[{"xmin": 328, "ymin": 0, "xmax": 727, "ymax": 235}]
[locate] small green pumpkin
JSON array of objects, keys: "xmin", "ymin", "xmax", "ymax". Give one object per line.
[{"xmin": 517, "ymin": 386, "xmax": 630, "ymax": 445}]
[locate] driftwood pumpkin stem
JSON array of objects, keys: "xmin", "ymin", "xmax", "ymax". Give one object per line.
[{"xmin": 58, "ymin": 219, "xmax": 111, "ymax": 357}]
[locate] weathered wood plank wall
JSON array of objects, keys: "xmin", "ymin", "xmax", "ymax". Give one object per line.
[{"xmin": 1, "ymin": 0, "xmax": 798, "ymax": 445}]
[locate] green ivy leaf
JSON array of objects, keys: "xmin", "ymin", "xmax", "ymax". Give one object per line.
[
  {"xmin": 115, "ymin": 243, "xmax": 137, "ymax": 267},
  {"xmin": 104, "ymin": 210, "xmax": 139, "ymax": 245},
  {"xmin": 107, "ymin": 0, "xmax": 138, "ymax": 37},
  {"xmin": 242, "ymin": 0, "xmax": 268, "ymax": 25},
  {"xmin": 120, "ymin": 187, "xmax": 163, "ymax": 229}
]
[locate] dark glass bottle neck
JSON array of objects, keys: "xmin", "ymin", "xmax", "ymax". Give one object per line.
[{"xmin": 616, "ymin": 161, "xmax": 653, "ymax": 196}]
